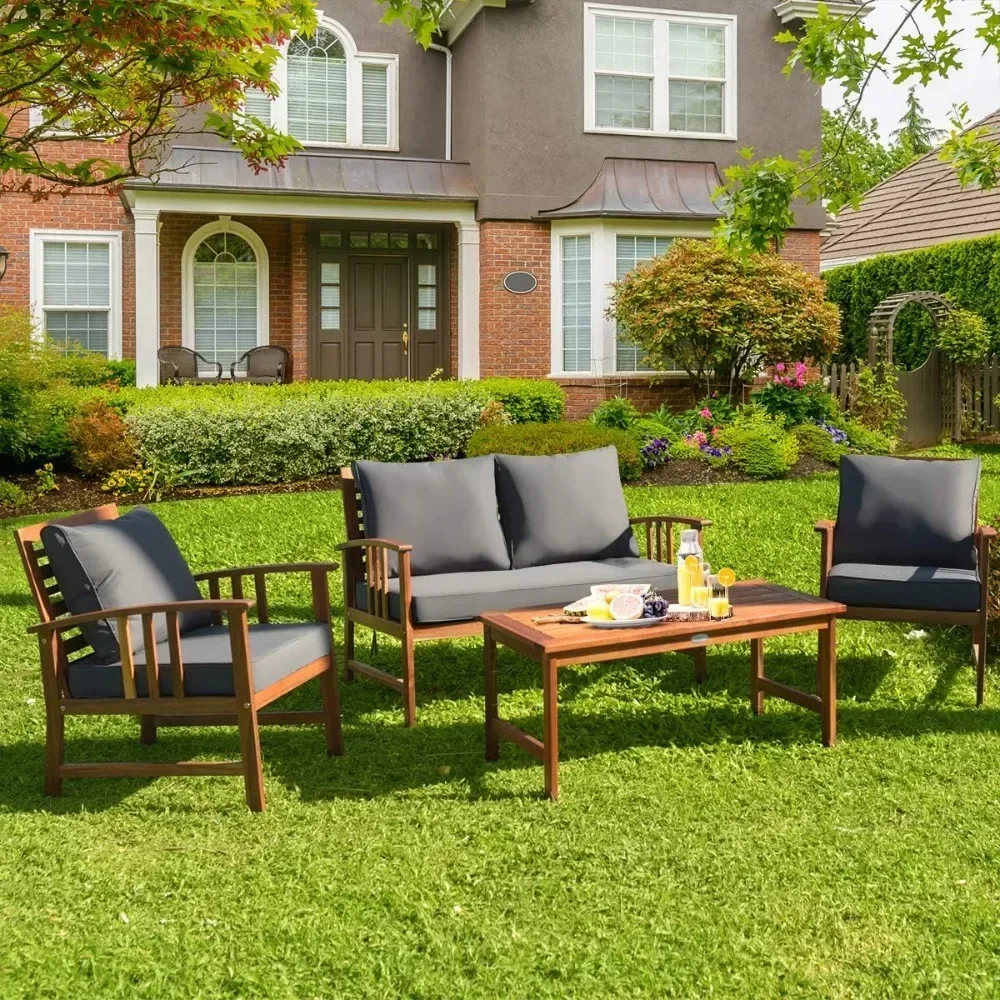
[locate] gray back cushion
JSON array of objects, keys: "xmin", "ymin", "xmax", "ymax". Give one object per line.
[
  {"xmin": 353, "ymin": 457, "xmax": 510, "ymax": 576},
  {"xmin": 495, "ymin": 447, "xmax": 639, "ymax": 569},
  {"xmin": 41, "ymin": 507, "xmax": 212, "ymax": 664},
  {"xmin": 833, "ymin": 455, "xmax": 980, "ymax": 570}
]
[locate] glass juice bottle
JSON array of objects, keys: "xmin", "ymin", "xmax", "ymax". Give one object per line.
[{"xmin": 676, "ymin": 530, "xmax": 703, "ymax": 606}]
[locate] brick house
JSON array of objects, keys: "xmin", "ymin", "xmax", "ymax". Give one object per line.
[{"xmin": 0, "ymin": 0, "xmax": 834, "ymax": 418}]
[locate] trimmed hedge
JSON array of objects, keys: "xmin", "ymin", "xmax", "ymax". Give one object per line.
[
  {"xmin": 466, "ymin": 422, "xmax": 644, "ymax": 481},
  {"xmin": 825, "ymin": 235, "xmax": 1000, "ymax": 367},
  {"xmin": 121, "ymin": 379, "xmax": 565, "ymax": 486}
]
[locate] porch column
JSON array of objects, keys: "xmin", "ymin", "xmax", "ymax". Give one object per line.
[
  {"xmin": 457, "ymin": 221, "xmax": 480, "ymax": 379},
  {"xmin": 133, "ymin": 208, "xmax": 161, "ymax": 387}
]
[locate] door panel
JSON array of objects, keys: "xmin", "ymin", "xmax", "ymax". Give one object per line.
[
  {"xmin": 349, "ymin": 255, "xmax": 408, "ymax": 380},
  {"xmin": 414, "ymin": 341, "xmax": 438, "ymax": 381}
]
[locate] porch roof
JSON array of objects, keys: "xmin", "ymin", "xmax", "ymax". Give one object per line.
[
  {"xmin": 125, "ymin": 146, "xmax": 478, "ymax": 202},
  {"xmin": 537, "ymin": 158, "xmax": 724, "ymax": 220}
]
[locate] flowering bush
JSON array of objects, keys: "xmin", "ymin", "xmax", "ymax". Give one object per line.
[
  {"xmin": 752, "ymin": 368, "xmax": 841, "ymax": 428},
  {"xmin": 793, "ymin": 422, "xmax": 849, "ymax": 464}
]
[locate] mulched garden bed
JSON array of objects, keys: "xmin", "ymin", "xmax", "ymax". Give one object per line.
[{"xmin": 3, "ymin": 456, "xmax": 836, "ymax": 521}]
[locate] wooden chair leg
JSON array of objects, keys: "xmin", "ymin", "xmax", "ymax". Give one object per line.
[
  {"xmin": 344, "ymin": 617, "xmax": 355, "ymax": 682},
  {"xmin": 44, "ymin": 704, "xmax": 64, "ymax": 797},
  {"xmin": 237, "ymin": 704, "xmax": 266, "ymax": 812},
  {"xmin": 140, "ymin": 715, "xmax": 158, "ymax": 745},
  {"xmin": 974, "ymin": 617, "xmax": 988, "ymax": 707},
  {"xmin": 320, "ymin": 659, "xmax": 343, "ymax": 757},
  {"xmin": 402, "ymin": 632, "xmax": 416, "ymax": 728}
]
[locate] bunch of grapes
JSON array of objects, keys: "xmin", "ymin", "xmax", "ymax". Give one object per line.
[{"xmin": 643, "ymin": 593, "xmax": 668, "ymax": 619}]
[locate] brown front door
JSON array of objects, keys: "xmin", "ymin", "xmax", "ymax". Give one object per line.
[{"xmin": 348, "ymin": 255, "xmax": 408, "ymax": 380}]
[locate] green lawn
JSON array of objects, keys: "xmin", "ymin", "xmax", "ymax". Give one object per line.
[{"xmin": 3, "ymin": 448, "xmax": 1000, "ymax": 998}]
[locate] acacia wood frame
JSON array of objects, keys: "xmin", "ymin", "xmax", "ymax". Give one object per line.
[
  {"xmin": 816, "ymin": 517, "xmax": 996, "ymax": 706},
  {"xmin": 15, "ymin": 504, "xmax": 343, "ymax": 812},
  {"xmin": 338, "ymin": 466, "xmax": 711, "ymax": 726}
]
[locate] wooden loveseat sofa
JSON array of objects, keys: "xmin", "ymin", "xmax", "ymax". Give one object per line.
[{"xmin": 339, "ymin": 446, "xmax": 710, "ymax": 725}]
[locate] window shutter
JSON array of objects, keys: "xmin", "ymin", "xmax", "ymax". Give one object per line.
[{"xmin": 362, "ymin": 63, "xmax": 389, "ymax": 145}]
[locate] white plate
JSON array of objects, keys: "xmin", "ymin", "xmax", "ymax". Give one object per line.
[{"xmin": 582, "ymin": 615, "xmax": 669, "ymax": 628}]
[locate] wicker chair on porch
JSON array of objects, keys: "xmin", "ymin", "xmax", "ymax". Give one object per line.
[
  {"xmin": 158, "ymin": 346, "xmax": 223, "ymax": 385},
  {"xmin": 231, "ymin": 345, "xmax": 289, "ymax": 384}
]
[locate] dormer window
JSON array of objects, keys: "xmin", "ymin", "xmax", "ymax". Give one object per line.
[
  {"xmin": 584, "ymin": 4, "xmax": 737, "ymax": 140},
  {"xmin": 244, "ymin": 16, "xmax": 397, "ymax": 151}
]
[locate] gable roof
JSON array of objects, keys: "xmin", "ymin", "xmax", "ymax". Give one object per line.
[
  {"xmin": 822, "ymin": 109, "xmax": 1000, "ymax": 268},
  {"xmin": 537, "ymin": 158, "xmax": 723, "ymax": 220}
]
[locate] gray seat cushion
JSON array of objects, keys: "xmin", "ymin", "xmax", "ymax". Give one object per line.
[
  {"xmin": 495, "ymin": 448, "xmax": 639, "ymax": 569},
  {"xmin": 353, "ymin": 456, "xmax": 510, "ymax": 576},
  {"xmin": 834, "ymin": 455, "xmax": 980, "ymax": 570},
  {"xmin": 355, "ymin": 557, "xmax": 677, "ymax": 624},
  {"xmin": 827, "ymin": 563, "xmax": 981, "ymax": 613},
  {"xmin": 41, "ymin": 507, "xmax": 213, "ymax": 664},
  {"xmin": 65, "ymin": 622, "xmax": 330, "ymax": 699}
]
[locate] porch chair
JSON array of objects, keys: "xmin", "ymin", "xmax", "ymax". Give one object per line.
[
  {"xmin": 231, "ymin": 345, "xmax": 289, "ymax": 384},
  {"xmin": 158, "ymin": 345, "xmax": 223, "ymax": 385},
  {"xmin": 816, "ymin": 455, "xmax": 995, "ymax": 705},
  {"xmin": 15, "ymin": 504, "xmax": 343, "ymax": 812}
]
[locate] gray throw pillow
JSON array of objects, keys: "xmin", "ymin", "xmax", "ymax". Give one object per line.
[
  {"xmin": 495, "ymin": 447, "xmax": 639, "ymax": 569},
  {"xmin": 353, "ymin": 456, "xmax": 511, "ymax": 576},
  {"xmin": 41, "ymin": 506, "xmax": 213, "ymax": 664},
  {"xmin": 833, "ymin": 455, "xmax": 980, "ymax": 570}
]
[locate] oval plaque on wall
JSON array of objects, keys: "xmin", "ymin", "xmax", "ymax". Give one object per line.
[{"xmin": 503, "ymin": 270, "xmax": 538, "ymax": 294}]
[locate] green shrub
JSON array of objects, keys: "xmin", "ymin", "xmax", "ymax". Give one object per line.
[
  {"xmin": 717, "ymin": 416, "xmax": 799, "ymax": 479},
  {"xmin": 668, "ymin": 440, "xmax": 706, "ymax": 462},
  {"xmin": 0, "ymin": 478, "xmax": 28, "ymax": 509},
  {"xmin": 843, "ymin": 420, "xmax": 894, "ymax": 455},
  {"xmin": 472, "ymin": 378, "xmax": 565, "ymax": 424},
  {"xmin": 851, "ymin": 362, "xmax": 906, "ymax": 439},
  {"xmin": 825, "ymin": 235, "xmax": 1000, "ymax": 364},
  {"xmin": 793, "ymin": 423, "xmax": 849, "ymax": 464},
  {"xmin": 590, "ymin": 396, "xmax": 639, "ymax": 431},
  {"xmin": 753, "ymin": 377, "xmax": 841, "ymax": 428},
  {"xmin": 67, "ymin": 397, "xmax": 137, "ymax": 476},
  {"xmin": 466, "ymin": 422, "xmax": 644, "ymax": 481},
  {"xmin": 631, "ymin": 417, "xmax": 673, "ymax": 446}
]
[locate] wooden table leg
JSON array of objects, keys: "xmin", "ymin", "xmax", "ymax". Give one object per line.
[
  {"xmin": 484, "ymin": 626, "xmax": 499, "ymax": 761},
  {"xmin": 818, "ymin": 618, "xmax": 837, "ymax": 747},
  {"xmin": 750, "ymin": 638, "xmax": 764, "ymax": 715},
  {"xmin": 692, "ymin": 647, "xmax": 707, "ymax": 685},
  {"xmin": 542, "ymin": 655, "xmax": 559, "ymax": 800}
]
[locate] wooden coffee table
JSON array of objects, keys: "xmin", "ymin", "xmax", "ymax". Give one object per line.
[{"xmin": 482, "ymin": 581, "xmax": 846, "ymax": 799}]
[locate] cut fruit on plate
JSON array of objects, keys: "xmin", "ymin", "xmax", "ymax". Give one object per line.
[
  {"xmin": 609, "ymin": 593, "xmax": 645, "ymax": 621},
  {"xmin": 591, "ymin": 582, "xmax": 650, "ymax": 598}
]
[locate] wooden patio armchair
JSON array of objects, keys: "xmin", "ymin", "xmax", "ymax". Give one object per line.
[
  {"xmin": 158, "ymin": 345, "xmax": 223, "ymax": 385},
  {"xmin": 231, "ymin": 345, "xmax": 289, "ymax": 383},
  {"xmin": 15, "ymin": 504, "xmax": 342, "ymax": 812},
  {"xmin": 816, "ymin": 455, "xmax": 995, "ymax": 705},
  {"xmin": 338, "ymin": 464, "xmax": 710, "ymax": 726}
]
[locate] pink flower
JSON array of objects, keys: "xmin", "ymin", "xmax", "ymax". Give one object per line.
[
  {"xmin": 776, "ymin": 363, "xmax": 786, "ymax": 373},
  {"xmin": 699, "ymin": 408, "xmax": 712, "ymax": 419},
  {"xmin": 692, "ymin": 431, "xmax": 707, "ymax": 445}
]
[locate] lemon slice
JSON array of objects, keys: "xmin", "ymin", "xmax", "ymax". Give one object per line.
[
  {"xmin": 684, "ymin": 554, "xmax": 701, "ymax": 572},
  {"xmin": 718, "ymin": 567, "xmax": 736, "ymax": 588},
  {"xmin": 609, "ymin": 593, "xmax": 644, "ymax": 621}
]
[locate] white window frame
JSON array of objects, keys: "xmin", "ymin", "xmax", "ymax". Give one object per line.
[
  {"xmin": 248, "ymin": 14, "xmax": 399, "ymax": 152},
  {"xmin": 583, "ymin": 3, "xmax": 737, "ymax": 141},
  {"xmin": 29, "ymin": 229, "xmax": 123, "ymax": 359},
  {"xmin": 181, "ymin": 218, "xmax": 270, "ymax": 366},
  {"xmin": 549, "ymin": 218, "xmax": 715, "ymax": 379}
]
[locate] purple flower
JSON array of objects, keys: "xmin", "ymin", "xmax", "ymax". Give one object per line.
[{"xmin": 700, "ymin": 444, "xmax": 732, "ymax": 459}]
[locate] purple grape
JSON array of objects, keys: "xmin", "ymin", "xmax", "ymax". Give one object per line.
[{"xmin": 643, "ymin": 594, "xmax": 668, "ymax": 618}]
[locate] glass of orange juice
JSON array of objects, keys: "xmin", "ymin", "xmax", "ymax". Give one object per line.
[
  {"xmin": 691, "ymin": 562, "xmax": 710, "ymax": 609},
  {"xmin": 708, "ymin": 574, "xmax": 730, "ymax": 619}
]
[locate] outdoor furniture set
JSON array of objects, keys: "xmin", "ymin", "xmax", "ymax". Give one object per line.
[
  {"xmin": 157, "ymin": 345, "xmax": 289, "ymax": 385},
  {"xmin": 14, "ymin": 448, "xmax": 991, "ymax": 809}
]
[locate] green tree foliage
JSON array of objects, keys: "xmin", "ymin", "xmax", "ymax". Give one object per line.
[
  {"xmin": 825, "ymin": 235, "xmax": 1000, "ymax": 364},
  {"xmin": 715, "ymin": 1, "xmax": 1000, "ymax": 252},
  {"xmin": 0, "ymin": 0, "xmax": 316, "ymax": 190},
  {"xmin": 608, "ymin": 239, "xmax": 840, "ymax": 400},
  {"xmin": 891, "ymin": 87, "xmax": 945, "ymax": 157},
  {"xmin": 822, "ymin": 107, "xmax": 913, "ymax": 208}
]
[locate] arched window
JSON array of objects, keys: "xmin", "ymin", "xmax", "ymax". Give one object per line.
[
  {"xmin": 243, "ymin": 18, "xmax": 396, "ymax": 150},
  {"xmin": 182, "ymin": 223, "xmax": 269, "ymax": 368}
]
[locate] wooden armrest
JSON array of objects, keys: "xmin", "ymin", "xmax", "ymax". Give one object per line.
[
  {"xmin": 815, "ymin": 520, "xmax": 836, "ymax": 533},
  {"xmin": 194, "ymin": 561, "xmax": 339, "ymax": 582},
  {"xmin": 337, "ymin": 538, "xmax": 413, "ymax": 554},
  {"xmin": 977, "ymin": 525, "xmax": 997, "ymax": 540},
  {"xmin": 28, "ymin": 598, "xmax": 255, "ymax": 635},
  {"xmin": 630, "ymin": 515, "xmax": 712, "ymax": 529}
]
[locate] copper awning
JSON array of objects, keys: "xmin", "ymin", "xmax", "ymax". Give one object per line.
[
  {"xmin": 537, "ymin": 158, "xmax": 724, "ymax": 220},
  {"xmin": 125, "ymin": 146, "xmax": 478, "ymax": 202}
]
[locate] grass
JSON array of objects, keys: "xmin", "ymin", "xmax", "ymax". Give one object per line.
[{"xmin": 3, "ymin": 448, "xmax": 1000, "ymax": 997}]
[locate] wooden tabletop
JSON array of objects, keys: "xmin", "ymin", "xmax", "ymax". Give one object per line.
[{"xmin": 480, "ymin": 581, "xmax": 846, "ymax": 658}]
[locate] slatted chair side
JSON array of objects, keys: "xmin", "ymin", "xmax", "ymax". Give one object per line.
[{"xmin": 340, "ymin": 467, "xmax": 367, "ymax": 602}]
